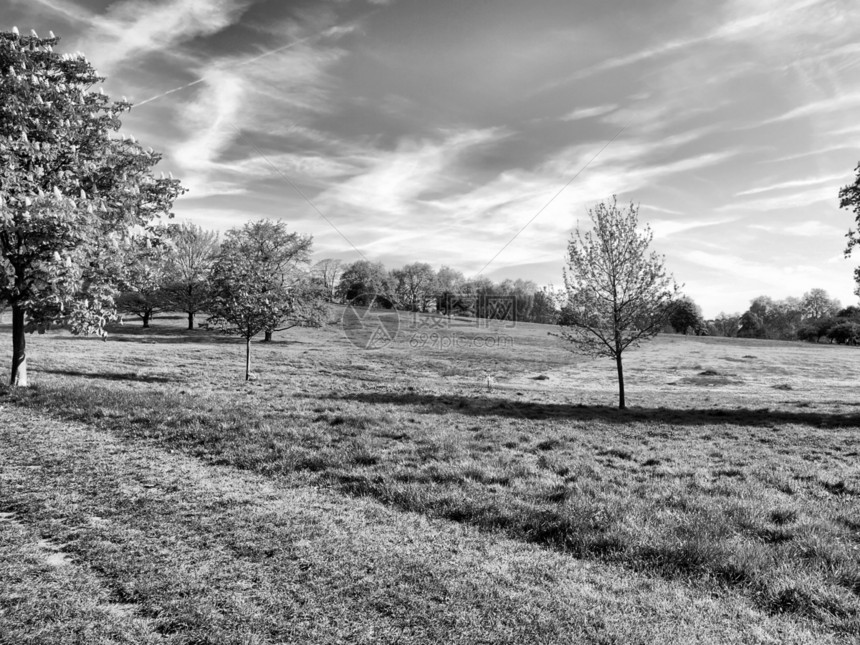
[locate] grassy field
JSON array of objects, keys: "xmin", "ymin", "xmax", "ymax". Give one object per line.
[{"xmin": 1, "ymin": 309, "xmax": 859, "ymax": 643}]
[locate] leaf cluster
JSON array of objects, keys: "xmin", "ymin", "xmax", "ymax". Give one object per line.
[
  {"xmin": 559, "ymin": 197, "xmax": 678, "ymax": 358},
  {"xmin": 0, "ymin": 30, "xmax": 184, "ymax": 334},
  {"xmin": 206, "ymin": 220, "xmax": 326, "ymax": 339}
]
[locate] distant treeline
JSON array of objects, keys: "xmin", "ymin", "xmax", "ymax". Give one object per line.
[
  {"xmin": 316, "ymin": 259, "xmax": 561, "ymax": 324},
  {"xmin": 668, "ymin": 289, "xmax": 860, "ymax": 344}
]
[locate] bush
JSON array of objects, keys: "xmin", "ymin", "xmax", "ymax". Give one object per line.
[{"xmin": 827, "ymin": 321, "xmax": 860, "ymax": 345}]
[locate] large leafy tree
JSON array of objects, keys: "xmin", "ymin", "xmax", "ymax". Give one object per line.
[
  {"xmin": 391, "ymin": 262, "xmax": 436, "ymax": 312},
  {"xmin": 0, "ymin": 29, "xmax": 183, "ymax": 385},
  {"xmin": 337, "ymin": 260, "xmax": 391, "ymax": 306},
  {"xmin": 841, "ymin": 163, "xmax": 860, "ymax": 295},
  {"xmin": 800, "ymin": 287, "xmax": 840, "ymax": 321},
  {"xmin": 207, "ymin": 220, "xmax": 326, "ymax": 380},
  {"xmin": 559, "ymin": 197, "xmax": 677, "ymax": 409},
  {"xmin": 841, "ymin": 162, "xmax": 860, "ymax": 254},
  {"xmin": 162, "ymin": 222, "xmax": 219, "ymax": 330},
  {"xmin": 435, "ymin": 265, "xmax": 465, "ymax": 293},
  {"xmin": 668, "ymin": 296, "xmax": 704, "ymax": 335}
]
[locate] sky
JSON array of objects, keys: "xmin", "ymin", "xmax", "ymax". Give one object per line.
[{"xmin": 6, "ymin": 0, "xmax": 860, "ymax": 317}]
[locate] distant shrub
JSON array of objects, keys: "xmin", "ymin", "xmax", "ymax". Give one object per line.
[{"xmin": 827, "ymin": 321, "xmax": 860, "ymax": 345}]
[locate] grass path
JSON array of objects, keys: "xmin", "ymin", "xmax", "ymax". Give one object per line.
[{"xmin": 0, "ymin": 405, "xmax": 845, "ymax": 644}]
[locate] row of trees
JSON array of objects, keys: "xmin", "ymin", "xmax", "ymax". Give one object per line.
[
  {"xmin": 322, "ymin": 258, "xmax": 559, "ymax": 323},
  {"xmin": 0, "ymin": 30, "xmax": 332, "ymax": 383},
  {"xmin": 695, "ymin": 289, "xmax": 846, "ymax": 342},
  {"xmin": 115, "ymin": 223, "xmax": 218, "ymax": 330},
  {"xmin": 113, "ymin": 241, "xmax": 563, "ymax": 332}
]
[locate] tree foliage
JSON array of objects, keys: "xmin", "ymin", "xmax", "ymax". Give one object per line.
[
  {"xmin": 435, "ymin": 266, "xmax": 465, "ymax": 293},
  {"xmin": 827, "ymin": 321, "xmax": 860, "ymax": 345},
  {"xmin": 312, "ymin": 258, "xmax": 342, "ymax": 303},
  {"xmin": 391, "ymin": 262, "xmax": 436, "ymax": 312},
  {"xmin": 710, "ymin": 312, "xmax": 740, "ymax": 337},
  {"xmin": 337, "ymin": 260, "xmax": 391, "ymax": 305},
  {"xmin": 800, "ymin": 288, "xmax": 840, "ymax": 321},
  {"xmin": 0, "ymin": 29, "xmax": 183, "ymax": 385},
  {"xmin": 162, "ymin": 222, "xmax": 219, "ymax": 330},
  {"xmin": 559, "ymin": 197, "xmax": 677, "ymax": 408},
  {"xmin": 668, "ymin": 297, "xmax": 704, "ymax": 335},
  {"xmin": 841, "ymin": 162, "xmax": 860, "ymax": 252},
  {"xmin": 115, "ymin": 233, "xmax": 173, "ymax": 328},
  {"xmin": 206, "ymin": 220, "xmax": 326, "ymax": 380}
]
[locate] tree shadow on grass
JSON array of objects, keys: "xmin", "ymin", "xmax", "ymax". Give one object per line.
[
  {"xmin": 38, "ymin": 369, "xmax": 176, "ymax": 384},
  {"xmin": 313, "ymin": 390, "xmax": 860, "ymax": 429},
  {"xmin": 48, "ymin": 326, "xmax": 313, "ymax": 346}
]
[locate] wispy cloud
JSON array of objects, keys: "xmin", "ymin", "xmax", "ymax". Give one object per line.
[
  {"xmin": 736, "ymin": 173, "xmax": 845, "ymax": 197},
  {"xmin": 761, "ymin": 91, "xmax": 860, "ymax": 124},
  {"xmin": 79, "ymin": 0, "xmax": 252, "ymax": 73},
  {"xmin": 718, "ymin": 186, "xmax": 835, "ymax": 212},
  {"xmin": 750, "ymin": 220, "xmax": 843, "ymax": 237},
  {"xmin": 560, "ymin": 104, "xmax": 617, "ymax": 121},
  {"xmin": 649, "ymin": 217, "xmax": 739, "ymax": 239}
]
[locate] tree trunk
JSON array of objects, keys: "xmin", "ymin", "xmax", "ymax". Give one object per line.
[
  {"xmin": 245, "ymin": 337, "xmax": 251, "ymax": 381},
  {"xmin": 615, "ymin": 351, "xmax": 625, "ymax": 410},
  {"xmin": 10, "ymin": 304, "xmax": 27, "ymax": 387},
  {"xmin": 142, "ymin": 311, "xmax": 151, "ymax": 328},
  {"xmin": 187, "ymin": 311, "xmax": 194, "ymax": 330},
  {"xmin": 263, "ymin": 330, "xmax": 272, "ymax": 342}
]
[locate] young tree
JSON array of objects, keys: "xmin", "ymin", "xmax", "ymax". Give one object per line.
[
  {"xmin": 559, "ymin": 197, "xmax": 677, "ymax": 409},
  {"xmin": 206, "ymin": 220, "xmax": 326, "ymax": 380},
  {"xmin": 162, "ymin": 222, "xmax": 219, "ymax": 330},
  {"xmin": 0, "ymin": 29, "xmax": 183, "ymax": 385}
]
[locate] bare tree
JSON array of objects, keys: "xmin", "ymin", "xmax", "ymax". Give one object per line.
[
  {"xmin": 801, "ymin": 288, "xmax": 840, "ymax": 321},
  {"xmin": 312, "ymin": 258, "xmax": 343, "ymax": 302},
  {"xmin": 392, "ymin": 262, "xmax": 436, "ymax": 311},
  {"xmin": 559, "ymin": 197, "xmax": 677, "ymax": 409}
]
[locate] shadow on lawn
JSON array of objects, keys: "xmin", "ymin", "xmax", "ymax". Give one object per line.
[
  {"xmin": 39, "ymin": 369, "xmax": 176, "ymax": 384},
  {"xmin": 315, "ymin": 390, "xmax": 860, "ymax": 429},
  {"xmin": 52, "ymin": 326, "xmax": 307, "ymax": 346}
]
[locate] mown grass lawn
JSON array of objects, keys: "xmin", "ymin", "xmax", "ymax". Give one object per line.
[{"xmin": 1, "ymin": 310, "xmax": 859, "ymax": 643}]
